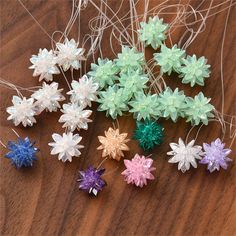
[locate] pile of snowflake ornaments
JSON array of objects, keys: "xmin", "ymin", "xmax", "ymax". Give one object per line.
[{"xmin": 5, "ymin": 17, "xmax": 233, "ymax": 196}]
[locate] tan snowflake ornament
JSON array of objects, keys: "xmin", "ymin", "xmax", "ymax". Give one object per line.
[{"xmin": 97, "ymin": 127, "xmax": 130, "ymax": 161}]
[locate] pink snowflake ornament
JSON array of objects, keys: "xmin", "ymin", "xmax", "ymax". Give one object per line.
[{"xmin": 121, "ymin": 154, "xmax": 156, "ymax": 187}]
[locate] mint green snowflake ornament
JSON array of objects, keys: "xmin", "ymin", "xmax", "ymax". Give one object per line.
[
  {"xmin": 118, "ymin": 69, "xmax": 149, "ymax": 99},
  {"xmin": 157, "ymin": 87, "xmax": 186, "ymax": 122},
  {"xmin": 185, "ymin": 92, "xmax": 215, "ymax": 125},
  {"xmin": 115, "ymin": 46, "xmax": 144, "ymax": 72},
  {"xmin": 154, "ymin": 44, "xmax": 185, "ymax": 75},
  {"xmin": 88, "ymin": 58, "xmax": 119, "ymax": 89},
  {"xmin": 138, "ymin": 16, "xmax": 168, "ymax": 49},
  {"xmin": 180, "ymin": 54, "xmax": 211, "ymax": 87},
  {"xmin": 129, "ymin": 92, "xmax": 160, "ymax": 121},
  {"xmin": 97, "ymin": 85, "xmax": 129, "ymax": 119},
  {"xmin": 133, "ymin": 119, "xmax": 164, "ymax": 151}
]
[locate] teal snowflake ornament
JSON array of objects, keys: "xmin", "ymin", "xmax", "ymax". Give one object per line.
[
  {"xmin": 118, "ymin": 69, "xmax": 149, "ymax": 99},
  {"xmin": 115, "ymin": 46, "xmax": 144, "ymax": 72},
  {"xmin": 129, "ymin": 92, "xmax": 160, "ymax": 121},
  {"xmin": 97, "ymin": 85, "xmax": 129, "ymax": 119},
  {"xmin": 133, "ymin": 119, "xmax": 164, "ymax": 151},
  {"xmin": 185, "ymin": 92, "xmax": 215, "ymax": 125},
  {"xmin": 154, "ymin": 44, "xmax": 185, "ymax": 75},
  {"xmin": 138, "ymin": 16, "xmax": 168, "ymax": 49},
  {"xmin": 157, "ymin": 87, "xmax": 186, "ymax": 122},
  {"xmin": 88, "ymin": 58, "xmax": 119, "ymax": 89},
  {"xmin": 180, "ymin": 54, "xmax": 211, "ymax": 87}
]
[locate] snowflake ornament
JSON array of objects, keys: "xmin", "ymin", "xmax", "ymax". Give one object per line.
[
  {"xmin": 133, "ymin": 119, "xmax": 164, "ymax": 151},
  {"xmin": 29, "ymin": 48, "xmax": 60, "ymax": 82},
  {"xmin": 78, "ymin": 166, "xmax": 106, "ymax": 196},
  {"xmin": 122, "ymin": 154, "xmax": 156, "ymax": 187},
  {"xmin": 49, "ymin": 133, "xmax": 84, "ymax": 162},
  {"xmin": 67, "ymin": 75, "xmax": 99, "ymax": 107},
  {"xmin": 167, "ymin": 138, "xmax": 204, "ymax": 173},
  {"xmin": 129, "ymin": 92, "xmax": 160, "ymax": 121},
  {"xmin": 138, "ymin": 16, "xmax": 168, "ymax": 49},
  {"xmin": 180, "ymin": 54, "xmax": 211, "ymax": 87},
  {"xmin": 6, "ymin": 96, "xmax": 36, "ymax": 127},
  {"xmin": 154, "ymin": 44, "xmax": 185, "ymax": 75},
  {"xmin": 97, "ymin": 85, "xmax": 129, "ymax": 119},
  {"xmin": 200, "ymin": 138, "xmax": 232, "ymax": 172},
  {"xmin": 115, "ymin": 46, "xmax": 144, "ymax": 72},
  {"xmin": 185, "ymin": 92, "xmax": 215, "ymax": 125},
  {"xmin": 97, "ymin": 127, "xmax": 130, "ymax": 161},
  {"xmin": 59, "ymin": 103, "xmax": 92, "ymax": 132},
  {"xmin": 5, "ymin": 137, "xmax": 39, "ymax": 169},
  {"xmin": 157, "ymin": 87, "xmax": 186, "ymax": 122},
  {"xmin": 56, "ymin": 38, "xmax": 85, "ymax": 71},
  {"xmin": 118, "ymin": 69, "xmax": 149, "ymax": 99},
  {"xmin": 88, "ymin": 58, "xmax": 119, "ymax": 89},
  {"xmin": 31, "ymin": 82, "xmax": 65, "ymax": 114}
]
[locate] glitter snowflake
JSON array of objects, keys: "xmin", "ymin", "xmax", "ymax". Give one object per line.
[
  {"xmin": 167, "ymin": 138, "xmax": 204, "ymax": 173},
  {"xmin": 200, "ymin": 138, "xmax": 232, "ymax": 172},
  {"xmin": 31, "ymin": 82, "xmax": 65, "ymax": 114},
  {"xmin": 138, "ymin": 16, "xmax": 168, "ymax": 49},
  {"xmin": 115, "ymin": 46, "xmax": 144, "ymax": 72},
  {"xmin": 118, "ymin": 69, "xmax": 149, "ymax": 99},
  {"xmin": 97, "ymin": 85, "xmax": 129, "ymax": 119},
  {"xmin": 180, "ymin": 54, "xmax": 211, "ymax": 87},
  {"xmin": 29, "ymin": 48, "xmax": 60, "ymax": 82},
  {"xmin": 6, "ymin": 96, "xmax": 36, "ymax": 127},
  {"xmin": 67, "ymin": 75, "xmax": 99, "ymax": 107},
  {"xmin": 154, "ymin": 44, "xmax": 185, "ymax": 75},
  {"xmin": 121, "ymin": 154, "xmax": 156, "ymax": 187},
  {"xmin": 5, "ymin": 137, "xmax": 39, "ymax": 169},
  {"xmin": 59, "ymin": 103, "xmax": 92, "ymax": 131},
  {"xmin": 185, "ymin": 92, "xmax": 215, "ymax": 125},
  {"xmin": 129, "ymin": 92, "xmax": 160, "ymax": 121},
  {"xmin": 88, "ymin": 58, "xmax": 119, "ymax": 89},
  {"xmin": 49, "ymin": 132, "xmax": 84, "ymax": 162},
  {"xmin": 97, "ymin": 127, "xmax": 130, "ymax": 161},
  {"xmin": 78, "ymin": 166, "xmax": 106, "ymax": 196},
  {"xmin": 133, "ymin": 119, "xmax": 164, "ymax": 151},
  {"xmin": 56, "ymin": 38, "xmax": 85, "ymax": 71},
  {"xmin": 157, "ymin": 87, "xmax": 186, "ymax": 122}
]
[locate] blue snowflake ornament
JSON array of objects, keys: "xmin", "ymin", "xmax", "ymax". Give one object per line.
[{"xmin": 5, "ymin": 137, "xmax": 39, "ymax": 169}]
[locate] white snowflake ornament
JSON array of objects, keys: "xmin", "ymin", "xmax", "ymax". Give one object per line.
[
  {"xmin": 67, "ymin": 75, "xmax": 99, "ymax": 107},
  {"xmin": 6, "ymin": 96, "xmax": 36, "ymax": 127},
  {"xmin": 48, "ymin": 132, "xmax": 84, "ymax": 162},
  {"xmin": 31, "ymin": 82, "xmax": 65, "ymax": 114},
  {"xmin": 59, "ymin": 103, "xmax": 92, "ymax": 132},
  {"xmin": 167, "ymin": 138, "xmax": 203, "ymax": 173},
  {"xmin": 29, "ymin": 48, "xmax": 60, "ymax": 82},
  {"xmin": 56, "ymin": 38, "xmax": 85, "ymax": 71}
]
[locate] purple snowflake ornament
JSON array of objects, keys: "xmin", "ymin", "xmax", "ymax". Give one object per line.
[
  {"xmin": 200, "ymin": 138, "xmax": 232, "ymax": 172},
  {"xmin": 77, "ymin": 166, "xmax": 106, "ymax": 196}
]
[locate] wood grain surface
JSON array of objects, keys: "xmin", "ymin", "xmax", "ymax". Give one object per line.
[{"xmin": 0, "ymin": 0, "xmax": 236, "ymax": 235}]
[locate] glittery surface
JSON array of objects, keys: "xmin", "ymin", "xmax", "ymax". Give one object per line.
[
  {"xmin": 56, "ymin": 38, "xmax": 85, "ymax": 71},
  {"xmin": 138, "ymin": 16, "xmax": 168, "ymax": 49},
  {"xmin": 78, "ymin": 166, "xmax": 106, "ymax": 196},
  {"xmin": 200, "ymin": 138, "xmax": 232, "ymax": 172},
  {"xmin": 97, "ymin": 127, "xmax": 129, "ymax": 161},
  {"xmin": 6, "ymin": 96, "xmax": 36, "ymax": 127},
  {"xmin": 167, "ymin": 138, "xmax": 204, "ymax": 173},
  {"xmin": 133, "ymin": 119, "xmax": 164, "ymax": 151},
  {"xmin": 29, "ymin": 48, "xmax": 60, "ymax": 82},
  {"xmin": 154, "ymin": 44, "xmax": 185, "ymax": 75},
  {"xmin": 122, "ymin": 154, "xmax": 156, "ymax": 187},
  {"xmin": 49, "ymin": 132, "xmax": 84, "ymax": 162},
  {"xmin": 5, "ymin": 137, "xmax": 39, "ymax": 169}
]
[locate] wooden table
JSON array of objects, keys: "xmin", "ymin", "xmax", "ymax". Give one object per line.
[{"xmin": 0, "ymin": 1, "xmax": 235, "ymax": 235}]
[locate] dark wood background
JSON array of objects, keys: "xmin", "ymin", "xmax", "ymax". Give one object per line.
[{"xmin": 0, "ymin": 0, "xmax": 236, "ymax": 235}]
